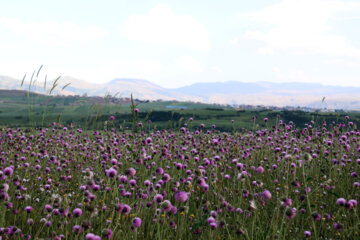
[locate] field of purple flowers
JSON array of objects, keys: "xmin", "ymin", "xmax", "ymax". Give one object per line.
[{"xmin": 0, "ymin": 116, "xmax": 359, "ymax": 239}]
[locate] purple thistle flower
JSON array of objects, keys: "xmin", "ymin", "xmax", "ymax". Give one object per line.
[
  {"xmin": 281, "ymin": 198, "xmax": 292, "ymax": 207},
  {"xmin": 209, "ymin": 222, "xmax": 217, "ymax": 229},
  {"xmin": 128, "ymin": 168, "xmax": 136, "ymax": 176},
  {"xmin": 285, "ymin": 207, "xmax": 297, "ymax": 219},
  {"xmin": 161, "ymin": 200, "xmax": 173, "ymax": 212},
  {"xmin": 311, "ymin": 212, "xmax": 321, "ymax": 221},
  {"xmin": 336, "ymin": 198, "xmax": 346, "ymax": 206},
  {"xmin": 101, "ymin": 228, "xmax": 113, "ymax": 239},
  {"xmin": 304, "ymin": 231, "xmax": 311, "ymax": 237},
  {"xmin": 27, "ymin": 218, "xmax": 34, "ymax": 225},
  {"xmin": 24, "ymin": 206, "xmax": 33, "ymax": 213},
  {"xmin": 106, "ymin": 168, "xmax": 117, "ymax": 178},
  {"xmin": 262, "ymin": 190, "xmax": 272, "ymax": 200},
  {"xmin": 156, "ymin": 167, "xmax": 164, "ymax": 175},
  {"xmin": 256, "ymin": 166, "xmax": 264, "ymax": 174},
  {"xmin": 207, "ymin": 216, "xmax": 216, "ymax": 224},
  {"xmin": 334, "ymin": 222, "xmax": 343, "ymax": 231},
  {"xmin": 154, "ymin": 194, "xmax": 163, "ymax": 203},
  {"xmin": 73, "ymin": 225, "xmax": 81, "ymax": 234},
  {"xmin": 44, "ymin": 204, "xmax": 53, "ymax": 212},
  {"xmin": 73, "ymin": 208, "xmax": 82, "ymax": 217},
  {"xmin": 132, "ymin": 217, "xmax": 142, "ymax": 228},
  {"xmin": 348, "ymin": 199, "xmax": 358, "ymax": 207},
  {"xmin": 3, "ymin": 167, "xmax": 13, "ymax": 176},
  {"xmin": 121, "ymin": 204, "xmax": 131, "ymax": 215},
  {"xmin": 174, "ymin": 191, "xmax": 189, "ymax": 203},
  {"xmin": 85, "ymin": 233, "xmax": 97, "ymax": 240}
]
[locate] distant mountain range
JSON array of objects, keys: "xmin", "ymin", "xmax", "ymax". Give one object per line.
[{"xmin": 1, "ymin": 75, "xmax": 360, "ymax": 110}]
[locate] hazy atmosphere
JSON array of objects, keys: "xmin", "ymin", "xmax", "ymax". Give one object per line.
[{"xmin": 1, "ymin": 0, "xmax": 360, "ymax": 88}]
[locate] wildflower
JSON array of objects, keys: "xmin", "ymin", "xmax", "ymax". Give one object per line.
[
  {"xmin": 73, "ymin": 225, "xmax": 81, "ymax": 234},
  {"xmin": 256, "ymin": 166, "xmax": 264, "ymax": 174},
  {"xmin": 207, "ymin": 216, "xmax": 216, "ymax": 224},
  {"xmin": 209, "ymin": 222, "xmax": 217, "ymax": 229},
  {"xmin": 0, "ymin": 183, "xmax": 9, "ymax": 192},
  {"xmin": 24, "ymin": 206, "xmax": 33, "ymax": 213},
  {"xmin": 281, "ymin": 198, "xmax": 292, "ymax": 207},
  {"xmin": 132, "ymin": 217, "xmax": 142, "ymax": 229},
  {"xmin": 121, "ymin": 204, "xmax": 131, "ymax": 215},
  {"xmin": 106, "ymin": 168, "xmax": 117, "ymax": 178},
  {"xmin": 304, "ymin": 231, "xmax": 311, "ymax": 237},
  {"xmin": 311, "ymin": 212, "xmax": 321, "ymax": 221},
  {"xmin": 262, "ymin": 190, "xmax": 272, "ymax": 200},
  {"xmin": 27, "ymin": 218, "xmax": 34, "ymax": 225},
  {"xmin": 73, "ymin": 208, "xmax": 82, "ymax": 217},
  {"xmin": 154, "ymin": 194, "xmax": 163, "ymax": 204},
  {"xmin": 156, "ymin": 167, "xmax": 164, "ymax": 175},
  {"xmin": 334, "ymin": 222, "xmax": 343, "ymax": 231},
  {"xmin": 85, "ymin": 233, "xmax": 101, "ymax": 240},
  {"xmin": 161, "ymin": 200, "xmax": 173, "ymax": 212},
  {"xmin": 348, "ymin": 199, "xmax": 358, "ymax": 207},
  {"xmin": 174, "ymin": 191, "xmax": 189, "ymax": 203},
  {"xmin": 3, "ymin": 167, "xmax": 13, "ymax": 176},
  {"xmin": 336, "ymin": 198, "xmax": 346, "ymax": 206},
  {"xmin": 101, "ymin": 228, "xmax": 113, "ymax": 239},
  {"xmin": 44, "ymin": 204, "xmax": 53, "ymax": 212},
  {"xmin": 285, "ymin": 207, "xmax": 297, "ymax": 219},
  {"xmin": 127, "ymin": 168, "xmax": 136, "ymax": 177}
]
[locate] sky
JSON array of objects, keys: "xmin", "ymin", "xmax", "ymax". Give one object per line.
[{"xmin": 1, "ymin": 0, "xmax": 360, "ymax": 88}]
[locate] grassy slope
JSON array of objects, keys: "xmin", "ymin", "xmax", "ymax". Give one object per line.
[{"xmin": 1, "ymin": 90, "xmax": 359, "ymax": 131}]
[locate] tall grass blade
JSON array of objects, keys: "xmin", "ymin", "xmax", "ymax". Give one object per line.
[
  {"xmin": 62, "ymin": 83, "xmax": 71, "ymax": 90},
  {"xmin": 44, "ymin": 75, "xmax": 47, "ymax": 89},
  {"xmin": 36, "ymin": 65, "xmax": 43, "ymax": 78},
  {"xmin": 21, "ymin": 74, "xmax": 26, "ymax": 87}
]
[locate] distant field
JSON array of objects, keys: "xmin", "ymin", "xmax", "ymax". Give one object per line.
[{"xmin": 1, "ymin": 89, "xmax": 360, "ymax": 131}]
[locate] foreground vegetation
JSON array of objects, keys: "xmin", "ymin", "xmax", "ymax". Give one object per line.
[{"xmin": 0, "ymin": 113, "xmax": 359, "ymax": 239}]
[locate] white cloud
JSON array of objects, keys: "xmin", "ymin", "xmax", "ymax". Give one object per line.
[
  {"xmin": 0, "ymin": 17, "xmax": 107, "ymax": 46},
  {"xmin": 325, "ymin": 58, "xmax": 360, "ymax": 66},
  {"xmin": 121, "ymin": 4, "xmax": 210, "ymax": 51},
  {"xmin": 240, "ymin": 0, "xmax": 360, "ymax": 58},
  {"xmin": 274, "ymin": 69, "xmax": 311, "ymax": 83},
  {"xmin": 257, "ymin": 47, "xmax": 274, "ymax": 55},
  {"xmin": 131, "ymin": 59, "xmax": 163, "ymax": 75},
  {"xmin": 175, "ymin": 56, "xmax": 203, "ymax": 73},
  {"xmin": 212, "ymin": 66, "xmax": 223, "ymax": 73}
]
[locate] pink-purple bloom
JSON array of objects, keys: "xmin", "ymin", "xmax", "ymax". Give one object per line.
[{"xmin": 174, "ymin": 191, "xmax": 189, "ymax": 203}]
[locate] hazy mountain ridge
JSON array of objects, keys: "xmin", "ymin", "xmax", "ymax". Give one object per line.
[{"xmin": 1, "ymin": 75, "xmax": 360, "ymax": 110}]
